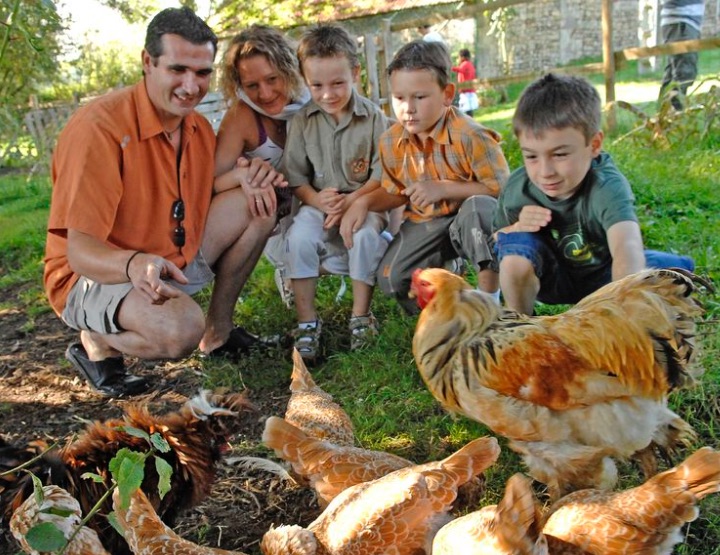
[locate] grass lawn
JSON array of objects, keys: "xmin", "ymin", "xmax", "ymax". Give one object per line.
[{"xmin": 1, "ymin": 61, "xmax": 719, "ymax": 553}]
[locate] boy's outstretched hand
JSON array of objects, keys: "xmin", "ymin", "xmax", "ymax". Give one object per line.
[{"xmin": 511, "ymin": 205, "xmax": 552, "ymax": 233}]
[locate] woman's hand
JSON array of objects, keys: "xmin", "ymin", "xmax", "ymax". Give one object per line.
[{"xmin": 235, "ymin": 157, "xmax": 287, "ymax": 217}]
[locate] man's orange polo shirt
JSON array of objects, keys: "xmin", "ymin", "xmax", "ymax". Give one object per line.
[{"xmin": 44, "ymin": 81, "xmax": 216, "ymax": 315}]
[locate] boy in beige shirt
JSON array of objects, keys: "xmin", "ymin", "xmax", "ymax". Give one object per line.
[{"xmin": 282, "ymin": 23, "xmax": 390, "ymax": 361}]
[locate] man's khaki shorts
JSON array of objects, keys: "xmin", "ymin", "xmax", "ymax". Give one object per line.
[{"xmin": 61, "ymin": 252, "xmax": 214, "ymax": 334}]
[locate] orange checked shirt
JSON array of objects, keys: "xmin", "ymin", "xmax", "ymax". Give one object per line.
[{"xmin": 379, "ymin": 107, "xmax": 509, "ymax": 223}]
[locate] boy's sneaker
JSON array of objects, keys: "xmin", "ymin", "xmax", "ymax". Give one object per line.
[
  {"xmin": 349, "ymin": 313, "xmax": 378, "ymax": 351},
  {"xmin": 274, "ymin": 268, "xmax": 294, "ymax": 309},
  {"xmin": 444, "ymin": 257, "xmax": 466, "ymax": 276},
  {"xmin": 292, "ymin": 319, "xmax": 322, "ymax": 362}
]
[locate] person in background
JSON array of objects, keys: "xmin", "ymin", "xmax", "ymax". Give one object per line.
[
  {"xmin": 282, "ymin": 23, "xmax": 391, "ymax": 361},
  {"xmin": 417, "ymin": 24, "xmax": 446, "ymax": 44},
  {"xmin": 44, "ymin": 7, "xmax": 285, "ymax": 396},
  {"xmin": 659, "ymin": 0, "xmax": 705, "ymax": 109},
  {"xmin": 216, "ymin": 25, "xmax": 310, "ymax": 311},
  {"xmin": 341, "ymin": 40, "xmax": 509, "ymax": 315},
  {"xmin": 452, "ymin": 48, "xmax": 479, "ymax": 117},
  {"xmin": 494, "ymin": 73, "xmax": 694, "ymax": 315}
]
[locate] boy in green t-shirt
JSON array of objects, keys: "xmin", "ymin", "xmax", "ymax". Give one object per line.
[{"xmin": 493, "ymin": 73, "xmax": 694, "ymax": 315}]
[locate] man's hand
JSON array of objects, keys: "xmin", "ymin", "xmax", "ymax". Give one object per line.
[
  {"xmin": 236, "ymin": 157, "xmax": 288, "ymax": 217},
  {"xmin": 127, "ymin": 252, "xmax": 188, "ymax": 305}
]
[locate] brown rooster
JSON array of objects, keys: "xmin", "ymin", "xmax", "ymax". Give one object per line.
[
  {"xmin": 10, "ymin": 484, "xmax": 110, "ymax": 555},
  {"xmin": 260, "ymin": 435, "xmax": 500, "ymax": 555},
  {"xmin": 285, "ymin": 348, "xmax": 355, "ymax": 446},
  {"xmin": 113, "ymin": 487, "xmax": 246, "ymax": 555},
  {"xmin": 262, "ymin": 416, "xmax": 412, "ymax": 506},
  {"xmin": 1, "ymin": 390, "xmax": 254, "ymax": 555},
  {"xmin": 411, "ymin": 268, "xmax": 705, "ymax": 498},
  {"xmin": 432, "ymin": 473, "xmax": 548, "ymax": 555},
  {"xmin": 542, "ymin": 446, "xmax": 720, "ymax": 554}
]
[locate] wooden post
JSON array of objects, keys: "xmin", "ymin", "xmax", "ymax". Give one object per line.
[
  {"xmin": 363, "ymin": 33, "xmax": 380, "ymax": 106},
  {"xmin": 602, "ymin": 0, "xmax": 616, "ymax": 132},
  {"xmin": 379, "ymin": 19, "xmax": 394, "ymax": 117}
]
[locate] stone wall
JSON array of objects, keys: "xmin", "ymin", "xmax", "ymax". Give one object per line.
[{"xmin": 470, "ymin": 0, "xmax": 718, "ymax": 79}]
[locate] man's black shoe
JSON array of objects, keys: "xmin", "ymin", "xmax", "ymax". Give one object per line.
[{"xmin": 65, "ymin": 343, "xmax": 149, "ymax": 397}]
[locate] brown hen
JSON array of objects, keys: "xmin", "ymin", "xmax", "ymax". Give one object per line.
[
  {"xmin": 261, "ymin": 435, "xmax": 501, "ymax": 555},
  {"xmin": 262, "ymin": 415, "xmax": 412, "ymax": 506},
  {"xmin": 411, "ymin": 268, "xmax": 705, "ymax": 498},
  {"xmin": 0, "ymin": 390, "xmax": 254, "ymax": 555},
  {"xmin": 542, "ymin": 446, "xmax": 720, "ymax": 554},
  {"xmin": 10, "ymin": 484, "xmax": 110, "ymax": 555},
  {"xmin": 113, "ymin": 487, "xmax": 245, "ymax": 555},
  {"xmin": 432, "ymin": 473, "xmax": 548, "ymax": 555},
  {"xmin": 285, "ymin": 349, "xmax": 355, "ymax": 446}
]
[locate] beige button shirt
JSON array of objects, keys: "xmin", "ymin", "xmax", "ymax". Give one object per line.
[{"xmin": 282, "ymin": 89, "xmax": 389, "ymax": 193}]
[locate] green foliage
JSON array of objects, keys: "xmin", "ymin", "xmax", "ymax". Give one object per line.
[
  {"xmin": 0, "ymin": 173, "xmax": 50, "ymax": 289},
  {"xmin": 47, "ymin": 40, "xmax": 142, "ymax": 101},
  {"xmin": 25, "ymin": 522, "xmax": 67, "ymax": 552},
  {"xmin": 20, "ymin": 427, "xmax": 173, "ymax": 554},
  {"xmin": 612, "ymin": 79, "xmax": 720, "ymax": 149},
  {"xmin": 0, "ymin": 0, "xmax": 64, "ymax": 106},
  {"xmin": 98, "ymin": 0, "xmax": 160, "ymax": 24},
  {"xmin": 0, "ymin": 0, "xmax": 65, "ymax": 167},
  {"xmin": 212, "ymin": 0, "xmax": 380, "ymax": 33}
]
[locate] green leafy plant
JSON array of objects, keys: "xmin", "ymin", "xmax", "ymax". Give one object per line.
[
  {"xmin": 612, "ymin": 76, "xmax": 720, "ymax": 148},
  {"xmin": 22, "ymin": 426, "xmax": 172, "ymax": 554}
]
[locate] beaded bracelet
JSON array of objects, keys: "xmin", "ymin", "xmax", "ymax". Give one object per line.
[{"xmin": 125, "ymin": 250, "xmax": 143, "ymax": 281}]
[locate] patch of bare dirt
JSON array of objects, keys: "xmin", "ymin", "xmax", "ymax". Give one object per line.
[{"xmin": 0, "ymin": 282, "xmax": 319, "ymax": 554}]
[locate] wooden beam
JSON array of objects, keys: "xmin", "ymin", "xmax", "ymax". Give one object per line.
[
  {"xmin": 615, "ymin": 37, "xmax": 720, "ymax": 63},
  {"xmin": 463, "ymin": 62, "xmax": 605, "ymax": 89},
  {"xmin": 285, "ymin": 0, "xmax": 534, "ymax": 37}
]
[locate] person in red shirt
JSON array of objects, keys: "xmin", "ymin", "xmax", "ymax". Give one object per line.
[{"xmin": 452, "ymin": 48, "xmax": 479, "ymax": 117}]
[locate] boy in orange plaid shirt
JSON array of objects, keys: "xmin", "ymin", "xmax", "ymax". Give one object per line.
[{"xmin": 340, "ymin": 40, "xmax": 509, "ymax": 313}]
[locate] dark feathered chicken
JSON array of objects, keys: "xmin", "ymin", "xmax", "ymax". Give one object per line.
[{"xmin": 0, "ymin": 390, "xmax": 254, "ymax": 555}]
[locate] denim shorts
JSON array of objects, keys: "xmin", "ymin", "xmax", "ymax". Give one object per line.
[
  {"xmin": 496, "ymin": 231, "xmax": 695, "ymax": 305},
  {"xmin": 61, "ymin": 251, "xmax": 214, "ymax": 335}
]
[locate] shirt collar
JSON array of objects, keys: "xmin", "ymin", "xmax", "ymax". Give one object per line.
[
  {"xmin": 396, "ymin": 106, "xmax": 452, "ymax": 147},
  {"xmin": 135, "ymin": 80, "xmax": 199, "ymax": 142},
  {"xmin": 306, "ymin": 88, "xmax": 367, "ymax": 119}
]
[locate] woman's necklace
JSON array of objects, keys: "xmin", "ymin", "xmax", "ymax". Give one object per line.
[{"xmin": 163, "ymin": 121, "xmax": 183, "ymax": 141}]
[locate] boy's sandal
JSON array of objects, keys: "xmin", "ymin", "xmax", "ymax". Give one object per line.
[
  {"xmin": 292, "ymin": 320, "xmax": 322, "ymax": 361},
  {"xmin": 349, "ymin": 313, "xmax": 378, "ymax": 351}
]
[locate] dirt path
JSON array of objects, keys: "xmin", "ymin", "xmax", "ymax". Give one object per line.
[{"xmin": 0, "ymin": 282, "xmax": 318, "ymax": 554}]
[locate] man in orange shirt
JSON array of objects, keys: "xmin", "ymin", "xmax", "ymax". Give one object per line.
[{"xmin": 44, "ymin": 7, "xmax": 284, "ymax": 396}]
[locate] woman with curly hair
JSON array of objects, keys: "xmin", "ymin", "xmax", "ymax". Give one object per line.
[{"xmin": 214, "ymin": 25, "xmax": 310, "ymax": 310}]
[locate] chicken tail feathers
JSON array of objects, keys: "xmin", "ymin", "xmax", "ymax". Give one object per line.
[
  {"xmin": 441, "ymin": 436, "xmax": 501, "ymax": 481},
  {"xmin": 496, "ymin": 474, "xmax": 546, "ymax": 552},
  {"xmin": 290, "ymin": 349, "xmax": 317, "ymax": 392},
  {"xmin": 262, "ymin": 416, "xmax": 310, "ymax": 463},
  {"xmin": 656, "ymin": 446, "xmax": 720, "ymax": 500}
]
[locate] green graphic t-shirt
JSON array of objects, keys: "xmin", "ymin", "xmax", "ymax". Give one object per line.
[{"xmin": 493, "ymin": 152, "xmax": 638, "ymax": 279}]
